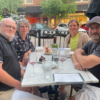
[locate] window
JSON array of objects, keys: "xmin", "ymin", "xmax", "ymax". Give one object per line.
[
  {"xmin": 59, "ymin": 24, "xmax": 63, "ymax": 27},
  {"xmin": 63, "ymin": 24, "xmax": 68, "ymax": 28},
  {"xmin": 23, "ymin": 0, "xmax": 33, "ymax": 4}
]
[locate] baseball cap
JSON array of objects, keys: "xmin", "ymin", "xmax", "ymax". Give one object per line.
[{"xmin": 86, "ymin": 16, "xmax": 100, "ymax": 27}]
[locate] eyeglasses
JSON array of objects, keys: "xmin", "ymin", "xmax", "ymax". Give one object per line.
[{"xmin": 2, "ymin": 24, "xmax": 16, "ymax": 30}]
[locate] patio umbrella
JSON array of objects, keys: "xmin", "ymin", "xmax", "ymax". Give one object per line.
[{"xmin": 86, "ymin": 0, "xmax": 100, "ymax": 19}]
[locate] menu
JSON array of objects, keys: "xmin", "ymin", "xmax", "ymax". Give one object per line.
[{"xmin": 54, "ymin": 73, "xmax": 84, "ymax": 84}]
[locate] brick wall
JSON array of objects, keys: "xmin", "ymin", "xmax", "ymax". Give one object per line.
[
  {"xmin": 22, "ymin": 0, "xmax": 91, "ymax": 7},
  {"xmin": 21, "ymin": 0, "xmax": 42, "ymax": 6},
  {"xmin": 34, "ymin": 0, "xmax": 42, "ymax": 6}
]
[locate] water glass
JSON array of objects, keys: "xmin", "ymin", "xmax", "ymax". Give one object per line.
[
  {"xmin": 64, "ymin": 48, "xmax": 71, "ymax": 56},
  {"xmin": 42, "ymin": 60, "xmax": 52, "ymax": 79}
]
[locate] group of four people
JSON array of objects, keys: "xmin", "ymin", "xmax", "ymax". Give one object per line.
[{"xmin": 0, "ymin": 16, "xmax": 100, "ymax": 100}]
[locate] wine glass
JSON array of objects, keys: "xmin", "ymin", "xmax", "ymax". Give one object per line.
[
  {"xmin": 59, "ymin": 49, "xmax": 67, "ymax": 72},
  {"xmin": 29, "ymin": 52, "xmax": 37, "ymax": 77}
]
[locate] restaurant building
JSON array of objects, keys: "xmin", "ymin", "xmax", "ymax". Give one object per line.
[{"xmin": 18, "ymin": 0, "xmax": 92, "ymax": 28}]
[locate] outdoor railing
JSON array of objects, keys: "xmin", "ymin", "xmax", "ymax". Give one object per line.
[{"xmin": 29, "ymin": 29, "xmax": 87, "ymax": 48}]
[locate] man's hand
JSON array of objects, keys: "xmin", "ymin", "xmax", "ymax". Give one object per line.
[
  {"xmin": 74, "ymin": 62, "xmax": 86, "ymax": 71},
  {"xmin": 72, "ymin": 50, "xmax": 86, "ymax": 71},
  {"xmin": 20, "ymin": 87, "xmax": 33, "ymax": 93},
  {"xmin": 16, "ymin": 82, "xmax": 33, "ymax": 93}
]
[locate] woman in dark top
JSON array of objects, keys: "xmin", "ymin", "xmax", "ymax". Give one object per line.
[{"xmin": 12, "ymin": 19, "xmax": 35, "ymax": 66}]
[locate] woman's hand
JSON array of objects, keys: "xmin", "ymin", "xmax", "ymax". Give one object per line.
[{"xmin": 22, "ymin": 52, "xmax": 28, "ymax": 66}]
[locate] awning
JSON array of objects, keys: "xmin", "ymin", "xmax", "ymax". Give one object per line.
[
  {"xmin": 17, "ymin": 4, "xmax": 88, "ymax": 14},
  {"xmin": 86, "ymin": 0, "xmax": 100, "ymax": 19},
  {"xmin": 17, "ymin": 6, "xmax": 42, "ymax": 14}
]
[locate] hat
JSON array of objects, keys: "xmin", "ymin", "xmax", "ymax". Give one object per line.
[{"xmin": 86, "ymin": 16, "xmax": 100, "ymax": 27}]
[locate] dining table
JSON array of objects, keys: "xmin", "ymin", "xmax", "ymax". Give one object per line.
[{"xmin": 21, "ymin": 51, "xmax": 99, "ymax": 100}]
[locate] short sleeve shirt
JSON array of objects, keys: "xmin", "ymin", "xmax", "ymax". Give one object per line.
[
  {"xmin": 0, "ymin": 34, "xmax": 21, "ymax": 91},
  {"xmin": 12, "ymin": 33, "xmax": 35, "ymax": 62},
  {"xmin": 82, "ymin": 40, "xmax": 100, "ymax": 87}
]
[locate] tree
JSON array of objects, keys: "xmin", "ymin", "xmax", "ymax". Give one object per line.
[
  {"xmin": 40, "ymin": 0, "xmax": 77, "ymax": 24},
  {"xmin": 0, "ymin": 0, "xmax": 24, "ymax": 17}
]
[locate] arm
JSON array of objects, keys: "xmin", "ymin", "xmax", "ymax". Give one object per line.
[
  {"xmin": 0, "ymin": 63, "xmax": 32, "ymax": 93},
  {"xmin": 23, "ymin": 50, "xmax": 32, "ymax": 59},
  {"xmin": 74, "ymin": 48, "xmax": 100, "ymax": 68},
  {"xmin": 20, "ymin": 66, "xmax": 24, "ymax": 78},
  {"xmin": 22, "ymin": 50, "xmax": 32, "ymax": 66},
  {"xmin": 19, "ymin": 61, "xmax": 22, "ymax": 65},
  {"xmin": 72, "ymin": 53, "xmax": 85, "ymax": 70},
  {"xmin": 22, "ymin": 38, "xmax": 34, "ymax": 61},
  {"xmin": 22, "ymin": 39, "xmax": 34, "ymax": 66}
]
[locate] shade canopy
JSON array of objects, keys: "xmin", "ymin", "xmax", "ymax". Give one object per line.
[{"xmin": 86, "ymin": 0, "xmax": 100, "ymax": 19}]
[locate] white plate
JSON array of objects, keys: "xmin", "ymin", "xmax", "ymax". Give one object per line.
[
  {"xmin": 43, "ymin": 52, "xmax": 52, "ymax": 55},
  {"xmin": 51, "ymin": 61, "xmax": 58, "ymax": 68},
  {"xmin": 70, "ymin": 51, "xmax": 74, "ymax": 55},
  {"xmin": 37, "ymin": 60, "xmax": 58, "ymax": 68},
  {"xmin": 67, "ymin": 51, "xmax": 74, "ymax": 58}
]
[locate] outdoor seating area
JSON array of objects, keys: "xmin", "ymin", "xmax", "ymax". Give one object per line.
[{"xmin": 1, "ymin": 0, "xmax": 100, "ymax": 100}]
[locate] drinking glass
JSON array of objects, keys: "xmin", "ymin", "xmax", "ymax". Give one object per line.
[
  {"xmin": 42, "ymin": 59, "xmax": 52, "ymax": 79},
  {"xmin": 59, "ymin": 49, "xmax": 67, "ymax": 72},
  {"xmin": 29, "ymin": 52, "xmax": 37, "ymax": 77}
]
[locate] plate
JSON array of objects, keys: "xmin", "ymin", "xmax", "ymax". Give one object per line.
[
  {"xmin": 43, "ymin": 49, "xmax": 52, "ymax": 55},
  {"xmin": 37, "ymin": 61, "xmax": 42, "ymax": 64},
  {"xmin": 43, "ymin": 52, "xmax": 52, "ymax": 55},
  {"xmin": 37, "ymin": 61, "xmax": 58, "ymax": 68},
  {"xmin": 67, "ymin": 51, "xmax": 74, "ymax": 58},
  {"xmin": 70, "ymin": 51, "xmax": 74, "ymax": 55},
  {"xmin": 51, "ymin": 61, "xmax": 58, "ymax": 68}
]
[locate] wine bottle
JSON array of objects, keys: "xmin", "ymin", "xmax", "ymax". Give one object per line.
[{"xmin": 52, "ymin": 36, "xmax": 58, "ymax": 55}]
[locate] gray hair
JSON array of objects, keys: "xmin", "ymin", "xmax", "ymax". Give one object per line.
[
  {"xmin": 17, "ymin": 18, "xmax": 31, "ymax": 31},
  {"xmin": 68, "ymin": 19, "xmax": 79, "ymax": 27}
]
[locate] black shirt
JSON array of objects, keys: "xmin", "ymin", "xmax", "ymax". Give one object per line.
[
  {"xmin": 0, "ymin": 34, "xmax": 21, "ymax": 91},
  {"xmin": 12, "ymin": 33, "xmax": 35, "ymax": 62},
  {"xmin": 82, "ymin": 40, "xmax": 100, "ymax": 87}
]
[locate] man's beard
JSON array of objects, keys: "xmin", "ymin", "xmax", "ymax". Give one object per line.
[
  {"xmin": 5, "ymin": 33, "xmax": 15, "ymax": 41},
  {"xmin": 90, "ymin": 32, "xmax": 100, "ymax": 42}
]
